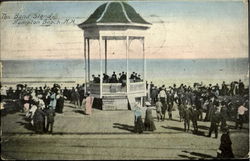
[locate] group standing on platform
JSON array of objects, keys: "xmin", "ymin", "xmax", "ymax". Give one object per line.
[{"xmin": 92, "ymin": 71, "xmax": 143, "ymax": 84}]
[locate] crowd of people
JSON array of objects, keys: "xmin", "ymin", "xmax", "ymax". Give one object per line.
[
  {"xmin": 148, "ymin": 79, "xmax": 248, "ymax": 124},
  {"xmin": 92, "ymin": 71, "xmax": 143, "ymax": 84},
  {"xmin": 133, "ymin": 79, "xmax": 248, "ymax": 158},
  {"xmin": 1, "ymin": 78, "xmax": 249, "ymax": 158},
  {"xmin": 0, "ymin": 83, "xmax": 94, "ymax": 134}
]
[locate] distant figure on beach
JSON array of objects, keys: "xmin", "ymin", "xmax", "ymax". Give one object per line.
[
  {"xmin": 208, "ymin": 101, "xmax": 221, "ymax": 138},
  {"xmin": 33, "ymin": 103, "xmax": 46, "ymax": 134},
  {"xmin": 190, "ymin": 105, "xmax": 199, "ymax": 134},
  {"xmin": 158, "ymin": 87, "xmax": 167, "ymax": 121},
  {"xmin": 238, "ymin": 79, "xmax": 245, "ymax": 96},
  {"xmin": 155, "ymin": 99, "xmax": 163, "ymax": 122},
  {"xmin": 217, "ymin": 126, "xmax": 234, "ymax": 159},
  {"xmin": 144, "ymin": 107, "xmax": 156, "ymax": 131},
  {"xmin": 150, "ymin": 86, "xmax": 158, "ymax": 105},
  {"xmin": 71, "ymin": 88, "xmax": 80, "ymax": 108},
  {"xmin": 167, "ymin": 90, "xmax": 174, "ymax": 120},
  {"xmin": 178, "ymin": 102, "xmax": 185, "ymax": 122},
  {"xmin": 235, "ymin": 103, "xmax": 248, "ymax": 129},
  {"xmin": 49, "ymin": 88, "xmax": 57, "ymax": 110},
  {"xmin": 183, "ymin": 103, "xmax": 192, "ymax": 132},
  {"xmin": 220, "ymin": 101, "xmax": 229, "ymax": 130},
  {"xmin": 134, "ymin": 102, "xmax": 144, "ymax": 134},
  {"xmin": 55, "ymin": 90, "xmax": 64, "ymax": 113},
  {"xmin": 83, "ymin": 92, "xmax": 94, "ymax": 115}
]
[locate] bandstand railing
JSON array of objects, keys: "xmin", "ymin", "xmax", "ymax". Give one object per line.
[{"xmin": 87, "ymin": 81, "xmax": 145, "ymax": 97}]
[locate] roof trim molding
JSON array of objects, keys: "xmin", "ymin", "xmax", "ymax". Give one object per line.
[
  {"xmin": 96, "ymin": 2, "xmax": 110, "ymax": 23},
  {"xmin": 120, "ymin": 2, "xmax": 132, "ymax": 23},
  {"xmin": 80, "ymin": 22, "xmax": 151, "ymax": 29}
]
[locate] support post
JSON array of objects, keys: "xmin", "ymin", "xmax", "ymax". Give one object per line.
[
  {"xmin": 105, "ymin": 38, "xmax": 107, "ymax": 74},
  {"xmin": 87, "ymin": 38, "xmax": 90, "ymax": 82},
  {"xmin": 99, "ymin": 36, "xmax": 103, "ymax": 98},
  {"xmin": 126, "ymin": 36, "xmax": 129, "ymax": 94},
  {"xmin": 84, "ymin": 36, "xmax": 87, "ymax": 95},
  {"xmin": 143, "ymin": 37, "xmax": 146, "ymax": 97}
]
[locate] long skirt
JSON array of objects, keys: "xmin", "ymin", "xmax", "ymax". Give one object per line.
[
  {"xmin": 134, "ymin": 116, "xmax": 144, "ymax": 133},
  {"xmin": 144, "ymin": 118, "xmax": 156, "ymax": 131},
  {"xmin": 56, "ymin": 97, "xmax": 64, "ymax": 113}
]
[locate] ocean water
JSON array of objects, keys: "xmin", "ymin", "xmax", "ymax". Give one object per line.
[{"xmin": 1, "ymin": 58, "xmax": 249, "ymax": 86}]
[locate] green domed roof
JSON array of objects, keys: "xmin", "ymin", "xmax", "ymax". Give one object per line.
[{"xmin": 79, "ymin": 1, "xmax": 150, "ymax": 27}]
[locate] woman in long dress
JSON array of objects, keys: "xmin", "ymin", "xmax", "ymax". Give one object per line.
[
  {"xmin": 144, "ymin": 107, "xmax": 156, "ymax": 131},
  {"xmin": 217, "ymin": 127, "xmax": 234, "ymax": 158},
  {"xmin": 84, "ymin": 93, "xmax": 94, "ymax": 115},
  {"xmin": 55, "ymin": 91, "xmax": 64, "ymax": 113},
  {"xmin": 134, "ymin": 103, "xmax": 144, "ymax": 134}
]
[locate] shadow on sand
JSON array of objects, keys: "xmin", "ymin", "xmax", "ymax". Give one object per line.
[
  {"xmin": 74, "ymin": 109, "xmax": 86, "ymax": 115},
  {"xmin": 198, "ymin": 125, "xmax": 210, "ymax": 130},
  {"xmin": 161, "ymin": 125, "xmax": 185, "ymax": 132},
  {"xmin": 16, "ymin": 121, "xmax": 34, "ymax": 131},
  {"xmin": 181, "ymin": 150, "xmax": 215, "ymax": 159},
  {"xmin": 113, "ymin": 123, "xmax": 134, "ymax": 132},
  {"xmin": 161, "ymin": 125, "xmax": 206, "ymax": 136}
]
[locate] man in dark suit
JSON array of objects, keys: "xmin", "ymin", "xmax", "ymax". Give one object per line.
[
  {"xmin": 183, "ymin": 103, "xmax": 192, "ymax": 132},
  {"xmin": 208, "ymin": 101, "xmax": 221, "ymax": 138},
  {"xmin": 103, "ymin": 73, "xmax": 109, "ymax": 83},
  {"xmin": 190, "ymin": 105, "xmax": 199, "ymax": 134}
]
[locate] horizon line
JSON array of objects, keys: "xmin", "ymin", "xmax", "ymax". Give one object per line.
[{"xmin": 1, "ymin": 57, "xmax": 248, "ymax": 61}]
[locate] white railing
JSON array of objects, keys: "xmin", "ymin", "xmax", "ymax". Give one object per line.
[
  {"xmin": 129, "ymin": 82, "xmax": 145, "ymax": 92},
  {"xmin": 88, "ymin": 82, "xmax": 100, "ymax": 95},
  {"xmin": 102, "ymin": 83, "xmax": 126, "ymax": 94},
  {"xmin": 88, "ymin": 81, "xmax": 145, "ymax": 97}
]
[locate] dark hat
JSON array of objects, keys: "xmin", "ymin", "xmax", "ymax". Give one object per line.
[{"xmin": 221, "ymin": 126, "xmax": 229, "ymax": 133}]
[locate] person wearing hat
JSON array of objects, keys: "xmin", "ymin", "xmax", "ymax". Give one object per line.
[
  {"xmin": 190, "ymin": 105, "xmax": 199, "ymax": 134},
  {"xmin": 235, "ymin": 102, "xmax": 248, "ymax": 129},
  {"xmin": 133, "ymin": 102, "xmax": 144, "ymax": 134},
  {"xmin": 220, "ymin": 101, "xmax": 228, "ymax": 130},
  {"xmin": 33, "ymin": 102, "xmax": 46, "ymax": 134},
  {"xmin": 183, "ymin": 103, "xmax": 192, "ymax": 132},
  {"xmin": 84, "ymin": 92, "xmax": 94, "ymax": 115},
  {"xmin": 144, "ymin": 106, "xmax": 156, "ymax": 131},
  {"xmin": 158, "ymin": 86, "xmax": 167, "ymax": 121},
  {"xmin": 217, "ymin": 126, "xmax": 234, "ymax": 158},
  {"xmin": 208, "ymin": 101, "xmax": 221, "ymax": 138},
  {"xmin": 167, "ymin": 90, "xmax": 174, "ymax": 120},
  {"xmin": 155, "ymin": 98, "xmax": 163, "ymax": 122},
  {"xmin": 150, "ymin": 86, "xmax": 158, "ymax": 105},
  {"xmin": 49, "ymin": 89, "xmax": 57, "ymax": 110}
]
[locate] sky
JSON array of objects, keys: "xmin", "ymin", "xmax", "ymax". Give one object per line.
[{"xmin": 0, "ymin": 0, "xmax": 248, "ymax": 60}]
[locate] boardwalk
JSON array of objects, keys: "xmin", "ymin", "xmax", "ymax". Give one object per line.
[{"xmin": 1, "ymin": 101, "xmax": 249, "ymax": 160}]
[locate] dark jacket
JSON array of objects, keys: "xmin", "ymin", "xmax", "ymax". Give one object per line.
[
  {"xmin": 218, "ymin": 133, "xmax": 234, "ymax": 158},
  {"xmin": 33, "ymin": 109, "xmax": 46, "ymax": 123}
]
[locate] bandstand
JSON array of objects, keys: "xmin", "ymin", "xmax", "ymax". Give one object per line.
[{"xmin": 78, "ymin": 1, "xmax": 151, "ymax": 110}]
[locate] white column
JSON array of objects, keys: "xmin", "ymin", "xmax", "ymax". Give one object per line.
[
  {"xmin": 105, "ymin": 38, "xmax": 107, "ymax": 74},
  {"xmin": 87, "ymin": 38, "xmax": 90, "ymax": 82},
  {"xmin": 143, "ymin": 37, "xmax": 146, "ymax": 97},
  {"xmin": 84, "ymin": 36, "xmax": 87, "ymax": 95},
  {"xmin": 126, "ymin": 36, "xmax": 129, "ymax": 94},
  {"xmin": 99, "ymin": 35, "xmax": 103, "ymax": 98}
]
